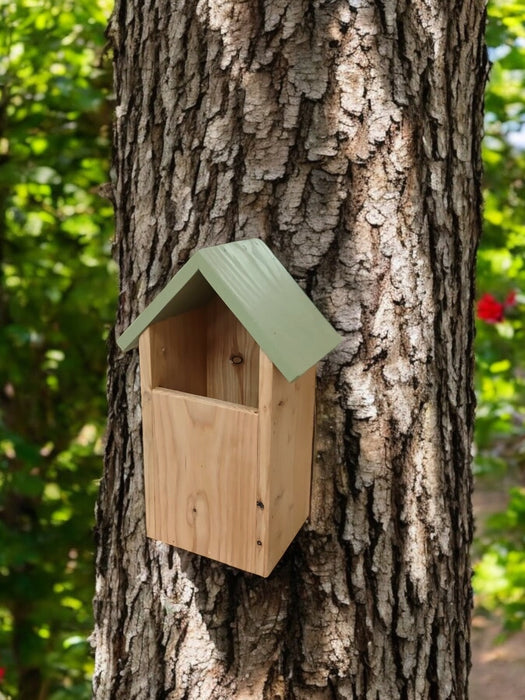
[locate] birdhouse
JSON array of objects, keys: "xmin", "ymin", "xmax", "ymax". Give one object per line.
[{"xmin": 117, "ymin": 239, "xmax": 341, "ymax": 577}]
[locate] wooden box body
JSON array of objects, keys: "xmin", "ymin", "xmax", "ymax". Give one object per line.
[{"xmin": 138, "ymin": 295, "xmax": 316, "ymax": 577}]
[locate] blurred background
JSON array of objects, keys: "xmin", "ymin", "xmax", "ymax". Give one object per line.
[
  {"xmin": 470, "ymin": 1, "xmax": 525, "ymax": 695},
  {"xmin": 0, "ymin": 1, "xmax": 115, "ymax": 697},
  {"xmin": 0, "ymin": 0, "xmax": 523, "ymax": 698}
]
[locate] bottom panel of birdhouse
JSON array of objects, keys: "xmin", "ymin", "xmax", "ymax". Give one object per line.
[{"xmin": 144, "ymin": 388, "xmax": 267, "ymax": 575}]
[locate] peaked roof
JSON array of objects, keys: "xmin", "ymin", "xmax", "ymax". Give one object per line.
[{"xmin": 117, "ymin": 238, "xmax": 341, "ymax": 382}]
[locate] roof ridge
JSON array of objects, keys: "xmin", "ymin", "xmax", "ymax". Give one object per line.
[{"xmin": 117, "ymin": 239, "xmax": 341, "ymax": 381}]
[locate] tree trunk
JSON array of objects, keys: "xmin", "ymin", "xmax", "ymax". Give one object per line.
[{"xmin": 93, "ymin": 1, "xmax": 487, "ymax": 698}]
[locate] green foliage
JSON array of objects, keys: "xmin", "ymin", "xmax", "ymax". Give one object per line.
[
  {"xmin": 474, "ymin": 0, "xmax": 525, "ymax": 631},
  {"xmin": 476, "ymin": 0, "xmax": 525, "ymax": 474},
  {"xmin": 475, "ymin": 488, "xmax": 525, "ymax": 631},
  {"xmin": 0, "ymin": 0, "xmax": 115, "ymax": 697}
]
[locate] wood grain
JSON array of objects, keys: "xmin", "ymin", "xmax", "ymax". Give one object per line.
[
  {"xmin": 258, "ymin": 351, "xmax": 316, "ymax": 576},
  {"xmin": 147, "ymin": 388, "xmax": 263, "ymax": 574},
  {"xmin": 147, "ymin": 309, "xmax": 207, "ymax": 395},
  {"xmin": 140, "ymin": 326, "xmax": 314, "ymax": 576},
  {"xmin": 206, "ymin": 295, "xmax": 259, "ymax": 407}
]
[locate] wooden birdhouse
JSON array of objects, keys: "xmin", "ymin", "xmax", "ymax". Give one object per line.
[{"xmin": 117, "ymin": 239, "xmax": 341, "ymax": 577}]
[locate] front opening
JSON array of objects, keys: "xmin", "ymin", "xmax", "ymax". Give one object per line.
[{"xmin": 147, "ymin": 292, "xmax": 260, "ymax": 408}]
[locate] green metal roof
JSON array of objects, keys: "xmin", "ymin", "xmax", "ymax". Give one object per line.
[{"xmin": 117, "ymin": 238, "xmax": 341, "ymax": 382}]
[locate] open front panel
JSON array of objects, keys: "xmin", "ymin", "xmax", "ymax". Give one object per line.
[
  {"xmin": 145, "ymin": 388, "xmax": 263, "ymax": 574},
  {"xmin": 147, "ymin": 294, "xmax": 259, "ymax": 407}
]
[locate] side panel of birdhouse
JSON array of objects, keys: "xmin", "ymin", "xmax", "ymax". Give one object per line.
[{"xmin": 257, "ymin": 352, "xmax": 316, "ymax": 576}]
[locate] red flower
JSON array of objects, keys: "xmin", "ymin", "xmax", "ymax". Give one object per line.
[
  {"xmin": 0, "ymin": 667, "xmax": 5, "ymax": 681},
  {"xmin": 477, "ymin": 293, "xmax": 504, "ymax": 323}
]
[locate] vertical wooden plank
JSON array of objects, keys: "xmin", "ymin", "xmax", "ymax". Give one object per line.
[
  {"xmin": 206, "ymin": 295, "xmax": 259, "ymax": 407},
  {"xmin": 258, "ymin": 351, "xmax": 316, "ymax": 576},
  {"xmin": 255, "ymin": 354, "xmax": 273, "ymax": 573},
  {"xmin": 138, "ymin": 329, "xmax": 158, "ymax": 538},
  {"xmin": 148, "ymin": 389, "xmax": 262, "ymax": 574},
  {"xmin": 148, "ymin": 308, "xmax": 207, "ymax": 394}
]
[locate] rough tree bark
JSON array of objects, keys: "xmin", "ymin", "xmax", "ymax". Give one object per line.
[{"xmin": 93, "ymin": 0, "xmax": 487, "ymax": 698}]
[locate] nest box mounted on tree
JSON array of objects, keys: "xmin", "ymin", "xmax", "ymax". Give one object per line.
[{"xmin": 117, "ymin": 238, "xmax": 341, "ymax": 577}]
